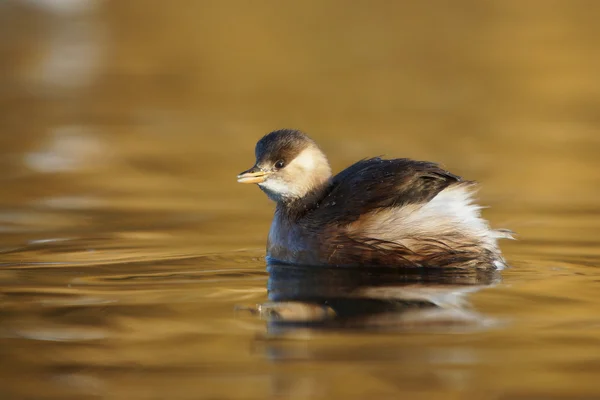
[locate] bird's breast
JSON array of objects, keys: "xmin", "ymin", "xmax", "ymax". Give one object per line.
[{"xmin": 266, "ymin": 212, "xmax": 320, "ymax": 265}]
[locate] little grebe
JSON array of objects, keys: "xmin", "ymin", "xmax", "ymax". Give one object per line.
[{"xmin": 237, "ymin": 129, "xmax": 512, "ymax": 270}]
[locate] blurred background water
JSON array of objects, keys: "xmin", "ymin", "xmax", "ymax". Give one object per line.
[{"xmin": 0, "ymin": 1, "xmax": 599, "ymax": 399}]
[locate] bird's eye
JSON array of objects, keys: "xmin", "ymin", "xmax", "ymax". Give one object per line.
[{"xmin": 274, "ymin": 160, "xmax": 285, "ymax": 169}]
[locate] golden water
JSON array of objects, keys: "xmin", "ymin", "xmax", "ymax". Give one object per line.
[{"xmin": 1, "ymin": 1, "xmax": 599, "ymax": 399}]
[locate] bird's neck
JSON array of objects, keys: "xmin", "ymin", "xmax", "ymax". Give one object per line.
[{"xmin": 276, "ymin": 178, "xmax": 332, "ymax": 220}]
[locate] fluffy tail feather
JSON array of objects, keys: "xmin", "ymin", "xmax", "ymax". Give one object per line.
[{"xmin": 493, "ymin": 228, "xmax": 516, "ymax": 240}]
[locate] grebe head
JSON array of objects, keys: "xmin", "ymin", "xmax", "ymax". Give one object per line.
[{"xmin": 237, "ymin": 129, "xmax": 332, "ymax": 203}]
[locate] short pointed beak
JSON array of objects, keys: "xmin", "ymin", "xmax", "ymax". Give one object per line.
[{"xmin": 237, "ymin": 165, "xmax": 269, "ymax": 184}]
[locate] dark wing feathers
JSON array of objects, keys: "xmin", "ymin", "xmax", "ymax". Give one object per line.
[{"xmin": 306, "ymin": 157, "xmax": 463, "ymax": 225}]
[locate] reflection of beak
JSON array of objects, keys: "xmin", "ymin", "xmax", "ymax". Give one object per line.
[{"xmin": 237, "ymin": 165, "xmax": 269, "ymax": 184}]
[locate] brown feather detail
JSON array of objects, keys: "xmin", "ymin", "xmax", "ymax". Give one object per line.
[{"xmin": 318, "ymin": 232, "xmax": 502, "ymax": 270}]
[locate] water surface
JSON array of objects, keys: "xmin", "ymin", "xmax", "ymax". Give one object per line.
[{"xmin": 1, "ymin": 2, "xmax": 600, "ymax": 399}]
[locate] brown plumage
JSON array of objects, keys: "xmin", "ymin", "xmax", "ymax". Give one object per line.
[{"xmin": 238, "ymin": 129, "xmax": 513, "ymax": 270}]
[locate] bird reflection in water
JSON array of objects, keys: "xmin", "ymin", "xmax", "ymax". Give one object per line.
[{"xmin": 242, "ymin": 262, "xmax": 501, "ymax": 335}]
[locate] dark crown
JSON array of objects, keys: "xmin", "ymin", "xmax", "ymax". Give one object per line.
[{"xmin": 255, "ymin": 129, "xmax": 315, "ymax": 164}]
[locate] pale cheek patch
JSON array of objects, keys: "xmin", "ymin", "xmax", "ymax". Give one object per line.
[
  {"xmin": 292, "ymin": 148, "xmax": 317, "ymax": 171},
  {"xmin": 259, "ymin": 146, "xmax": 332, "ymax": 202}
]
